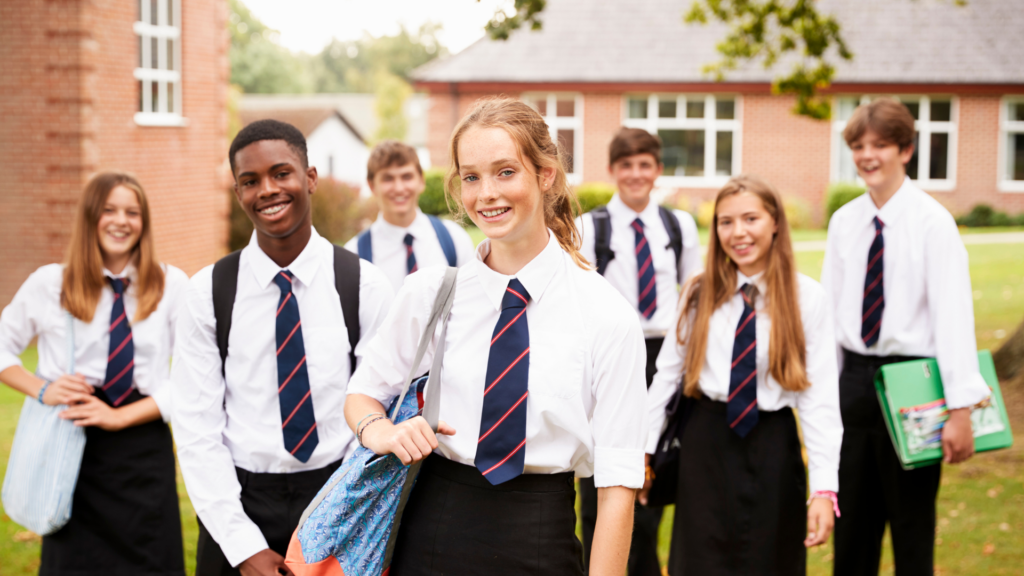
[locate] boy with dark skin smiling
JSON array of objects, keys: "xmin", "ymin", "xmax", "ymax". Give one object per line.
[{"xmin": 172, "ymin": 120, "xmax": 393, "ymax": 576}]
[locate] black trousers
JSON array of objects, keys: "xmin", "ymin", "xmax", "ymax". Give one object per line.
[
  {"xmin": 669, "ymin": 397, "xmax": 807, "ymax": 576},
  {"xmin": 195, "ymin": 459, "xmax": 341, "ymax": 576},
  {"xmin": 581, "ymin": 336, "xmax": 665, "ymax": 576},
  {"xmin": 392, "ymin": 456, "xmax": 584, "ymax": 576},
  {"xmin": 833, "ymin": 350, "xmax": 941, "ymax": 576},
  {"xmin": 40, "ymin": 390, "xmax": 184, "ymax": 576}
]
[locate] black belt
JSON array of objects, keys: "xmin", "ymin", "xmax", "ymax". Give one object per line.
[
  {"xmin": 423, "ymin": 455, "xmax": 575, "ymax": 493},
  {"xmin": 842, "ymin": 348, "xmax": 926, "ymax": 371}
]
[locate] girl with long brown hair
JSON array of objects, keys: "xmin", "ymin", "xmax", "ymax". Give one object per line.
[
  {"xmin": 642, "ymin": 175, "xmax": 843, "ymax": 575},
  {"xmin": 0, "ymin": 172, "xmax": 187, "ymax": 575},
  {"xmin": 344, "ymin": 97, "xmax": 648, "ymax": 575}
]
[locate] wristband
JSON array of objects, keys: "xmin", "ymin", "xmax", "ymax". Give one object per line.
[
  {"xmin": 37, "ymin": 380, "xmax": 52, "ymax": 404},
  {"xmin": 357, "ymin": 416, "xmax": 387, "ymax": 448},
  {"xmin": 356, "ymin": 411, "xmax": 386, "ymax": 433},
  {"xmin": 808, "ymin": 490, "xmax": 841, "ymax": 518}
]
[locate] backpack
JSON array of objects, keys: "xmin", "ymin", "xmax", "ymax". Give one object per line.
[
  {"xmin": 211, "ymin": 245, "xmax": 361, "ymax": 374},
  {"xmin": 356, "ymin": 214, "xmax": 457, "ymax": 267},
  {"xmin": 592, "ymin": 205, "xmax": 684, "ymax": 283}
]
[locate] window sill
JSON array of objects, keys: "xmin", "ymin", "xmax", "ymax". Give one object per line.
[
  {"xmin": 656, "ymin": 175, "xmax": 731, "ymax": 189},
  {"xmin": 997, "ymin": 180, "xmax": 1024, "ymax": 193},
  {"xmin": 915, "ymin": 179, "xmax": 956, "ymax": 193},
  {"xmin": 134, "ymin": 113, "xmax": 189, "ymax": 127}
]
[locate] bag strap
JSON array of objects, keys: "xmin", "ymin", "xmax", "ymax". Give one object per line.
[
  {"xmin": 356, "ymin": 230, "xmax": 372, "ymax": 263},
  {"xmin": 592, "ymin": 206, "xmax": 614, "ymax": 276},
  {"xmin": 333, "ymin": 245, "xmax": 361, "ymax": 372},
  {"xmin": 391, "ymin": 267, "xmax": 458, "ymax": 432},
  {"xmin": 212, "ymin": 250, "xmax": 242, "ymax": 377},
  {"xmin": 65, "ymin": 311, "xmax": 75, "ymax": 374},
  {"xmin": 427, "ymin": 215, "xmax": 458, "ymax": 267},
  {"xmin": 658, "ymin": 205, "xmax": 684, "ymax": 284}
]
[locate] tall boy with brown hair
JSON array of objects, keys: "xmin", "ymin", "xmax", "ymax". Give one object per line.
[{"xmin": 822, "ymin": 99, "xmax": 989, "ymax": 576}]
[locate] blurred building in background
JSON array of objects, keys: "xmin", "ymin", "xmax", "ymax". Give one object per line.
[
  {"xmin": 0, "ymin": 0, "xmax": 229, "ymax": 306},
  {"xmin": 413, "ymin": 0, "xmax": 1024, "ymax": 222}
]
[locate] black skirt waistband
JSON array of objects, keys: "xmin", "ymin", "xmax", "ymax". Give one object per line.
[
  {"xmin": 235, "ymin": 459, "xmax": 342, "ymax": 491},
  {"xmin": 423, "ymin": 455, "xmax": 576, "ymax": 493},
  {"xmin": 694, "ymin": 394, "xmax": 794, "ymax": 419},
  {"xmin": 842, "ymin": 348, "xmax": 926, "ymax": 371}
]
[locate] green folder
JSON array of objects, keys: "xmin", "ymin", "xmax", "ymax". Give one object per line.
[{"xmin": 873, "ymin": 350, "xmax": 1013, "ymax": 470}]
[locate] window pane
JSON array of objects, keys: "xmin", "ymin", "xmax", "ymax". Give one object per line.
[
  {"xmin": 686, "ymin": 100, "xmax": 704, "ymax": 119},
  {"xmin": 167, "ymin": 82, "xmax": 175, "ymax": 113},
  {"xmin": 906, "ymin": 132, "xmax": 920, "ymax": 179},
  {"xmin": 929, "ymin": 132, "xmax": 949, "ymax": 179},
  {"xmin": 716, "ymin": 131, "xmax": 733, "ymax": 176},
  {"xmin": 1009, "ymin": 133, "xmax": 1024, "ymax": 181},
  {"xmin": 838, "ymin": 138, "xmax": 857, "ymax": 181},
  {"xmin": 557, "ymin": 129, "xmax": 574, "ymax": 173},
  {"xmin": 931, "ymin": 100, "xmax": 952, "ymax": 122},
  {"xmin": 658, "ymin": 99, "xmax": 677, "ymax": 118},
  {"xmin": 532, "ymin": 98, "xmax": 546, "ymax": 116},
  {"xmin": 150, "ymin": 0, "xmax": 158, "ymax": 25},
  {"xmin": 659, "ymin": 129, "xmax": 704, "ymax": 177},
  {"xmin": 716, "ymin": 99, "xmax": 735, "ymax": 120},
  {"xmin": 138, "ymin": 80, "xmax": 144, "ymax": 113},
  {"xmin": 837, "ymin": 97, "xmax": 859, "ymax": 121},
  {"xmin": 1010, "ymin": 103, "xmax": 1024, "ymax": 122},
  {"xmin": 151, "ymin": 37, "xmax": 158, "ymax": 68},
  {"xmin": 138, "ymin": 35, "xmax": 143, "ymax": 68},
  {"xmin": 167, "ymin": 39, "xmax": 174, "ymax": 70},
  {"xmin": 903, "ymin": 101, "xmax": 920, "ymax": 120},
  {"xmin": 556, "ymin": 99, "xmax": 574, "ymax": 117},
  {"xmin": 138, "ymin": 0, "xmax": 143, "ymax": 22},
  {"xmin": 168, "ymin": 0, "xmax": 174, "ymax": 26},
  {"xmin": 151, "ymin": 81, "xmax": 160, "ymax": 113},
  {"xmin": 628, "ymin": 98, "xmax": 647, "ymax": 119}
]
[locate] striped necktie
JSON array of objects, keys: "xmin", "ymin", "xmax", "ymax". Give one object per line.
[
  {"xmin": 102, "ymin": 277, "xmax": 135, "ymax": 406},
  {"xmin": 273, "ymin": 270, "xmax": 318, "ymax": 463},
  {"xmin": 404, "ymin": 233, "xmax": 418, "ymax": 275},
  {"xmin": 861, "ymin": 216, "xmax": 885, "ymax": 347},
  {"xmin": 727, "ymin": 283, "xmax": 759, "ymax": 438},
  {"xmin": 477, "ymin": 278, "xmax": 531, "ymax": 485},
  {"xmin": 632, "ymin": 218, "xmax": 657, "ymax": 319}
]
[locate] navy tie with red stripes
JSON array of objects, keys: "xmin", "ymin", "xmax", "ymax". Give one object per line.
[
  {"xmin": 274, "ymin": 270, "xmax": 318, "ymax": 463},
  {"xmin": 727, "ymin": 283, "xmax": 759, "ymax": 438},
  {"xmin": 632, "ymin": 218, "xmax": 657, "ymax": 319},
  {"xmin": 102, "ymin": 277, "xmax": 135, "ymax": 406},
  {"xmin": 477, "ymin": 278, "xmax": 531, "ymax": 485},
  {"xmin": 861, "ymin": 216, "xmax": 885, "ymax": 347},
  {"xmin": 404, "ymin": 233, "xmax": 418, "ymax": 275}
]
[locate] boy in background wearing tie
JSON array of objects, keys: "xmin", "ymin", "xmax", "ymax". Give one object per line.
[
  {"xmin": 172, "ymin": 120, "xmax": 393, "ymax": 576},
  {"xmin": 822, "ymin": 99, "xmax": 989, "ymax": 576},
  {"xmin": 345, "ymin": 140, "xmax": 475, "ymax": 291}
]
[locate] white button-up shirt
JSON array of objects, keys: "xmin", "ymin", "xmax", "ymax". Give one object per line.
[
  {"xmin": 646, "ymin": 271, "xmax": 843, "ymax": 494},
  {"xmin": 171, "ymin": 227, "xmax": 393, "ymax": 567},
  {"xmin": 0, "ymin": 263, "xmax": 188, "ymax": 420},
  {"xmin": 576, "ymin": 195, "xmax": 703, "ymax": 338},
  {"xmin": 347, "ymin": 232, "xmax": 649, "ymax": 489},
  {"xmin": 343, "ymin": 209, "xmax": 476, "ymax": 292},
  {"xmin": 821, "ymin": 178, "xmax": 990, "ymax": 409}
]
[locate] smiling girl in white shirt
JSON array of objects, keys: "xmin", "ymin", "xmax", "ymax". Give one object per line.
[
  {"xmin": 644, "ymin": 175, "xmax": 842, "ymax": 575},
  {"xmin": 344, "ymin": 97, "xmax": 648, "ymax": 576},
  {"xmin": 0, "ymin": 172, "xmax": 187, "ymax": 575}
]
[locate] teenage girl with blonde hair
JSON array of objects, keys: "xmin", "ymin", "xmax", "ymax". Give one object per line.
[
  {"xmin": 644, "ymin": 175, "xmax": 843, "ymax": 575},
  {"xmin": 345, "ymin": 97, "xmax": 648, "ymax": 575},
  {"xmin": 0, "ymin": 172, "xmax": 187, "ymax": 575}
]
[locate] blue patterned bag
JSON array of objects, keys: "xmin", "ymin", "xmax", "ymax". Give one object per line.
[{"xmin": 286, "ymin": 267, "xmax": 458, "ymax": 576}]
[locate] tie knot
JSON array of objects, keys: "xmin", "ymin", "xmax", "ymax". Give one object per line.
[
  {"xmin": 403, "ymin": 233, "xmax": 415, "ymax": 247},
  {"xmin": 502, "ymin": 278, "xmax": 531, "ymax": 310},
  {"xmin": 107, "ymin": 277, "xmax": 127, "ymax": 294},
  {"xmin": 873, "ymin": 216, "xmax": 884, "ymax": 231},
  {"xmin": 740, "ymin": 282, "xmax": 758, "ymax": 305},
  {"xmin": 631, "ymin": 218, "xmax": 645, "ymax": 233},
  {"xmin": 273, "ymin": 270, "xmax": 295, "ymax": 292}
]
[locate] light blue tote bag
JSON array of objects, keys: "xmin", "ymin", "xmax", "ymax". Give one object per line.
[{"xmin": 2, "ymin": 312, "xmax": 87, "ymax": 536}]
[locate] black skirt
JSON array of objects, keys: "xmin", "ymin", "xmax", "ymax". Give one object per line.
[
  {"xmin": 669, "ymin": 397, "xmax": 807, "ymax": 576},
  {"xmin": 391, "ymin": 455, "xmax": 584, "ymax": 576},
  {"xmin": 40, "ymin": 391, "xmax": 184, "ymax": 576}
]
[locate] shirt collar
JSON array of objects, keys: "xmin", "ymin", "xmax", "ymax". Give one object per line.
[
  {"xmin": 606, "ymin": 194, "xmax": 661, "ymax": 226},
  {"xmin": 867, "ymin": 176, "xmax": 913, "ymax": 228},
  {"xmin": 373, "ymin": 209, "xmax": 426, "ymax": 237},
  {"xmin": 102, "ymin": 263, "xmax": 137, "ymax": 284},
  {"xmin": 245, "ymin": 226, "xmax": 324, "ymax": 289},
  {"xmin": 472, "ymin": 230, "xmax": 563, "ymax": 311},
  {"xmin": 735, "ymin": 270, "xmax": 767, "ymax": 299}
]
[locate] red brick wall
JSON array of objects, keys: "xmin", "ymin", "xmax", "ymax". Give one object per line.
[
  {"xmin": 0, "ymin": 0, "xmax": 228, "ymax": 307},
  {"xmin": 580, "ymin": 93, "xmax": 619, "ymax": 183},
  {"xmin": 950, "ymin": 96, "xmax": 1024, "ymax": 215}
]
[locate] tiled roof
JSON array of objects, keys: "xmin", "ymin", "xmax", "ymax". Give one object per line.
[{"xmin": 412, "ymin": 0, "xmax": 1024, "ymax": 85}]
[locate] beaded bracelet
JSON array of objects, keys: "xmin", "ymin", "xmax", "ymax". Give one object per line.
[
  {"xmin": 807, "ymin": 490, "xmax": 841, "ymax": 517},
  {"xmin": 356, "ymin": 412, "xmax": 386, "ymax": 433},
  {"xmin": 357, "ymin": 415, "xmax": 387, "ymax": 448},
  {"xmin": 37, "ymin": 380, "xmax": 52, "ymax": 404}
]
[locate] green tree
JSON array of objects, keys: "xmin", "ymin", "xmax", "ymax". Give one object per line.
[
  {"xmin": 228, "ymin": 0, "xmax": 312, "ymax": 93},
  {"xmin": 373, "ymin": 71, "xmax": 413, "ymax": 143},
  {"xmin": 311, "ymin": 24, "xmax": 447, "ymax": 93}
]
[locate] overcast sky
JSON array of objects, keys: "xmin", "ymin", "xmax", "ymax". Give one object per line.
[{"xmin": 240, "ymin": 0, "xmax": 509, "ymax": 55}]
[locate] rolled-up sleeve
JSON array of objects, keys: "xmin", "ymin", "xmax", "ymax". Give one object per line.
[{"xmin": 150, "ymin": 266, "xmax": 189, "ymax": 423}]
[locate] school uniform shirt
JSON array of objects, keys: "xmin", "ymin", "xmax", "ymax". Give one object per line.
[
  {"xmin": 347, "ymin": 231, "xmax": 649, "ymax": 489},
  {"xmin": 821, "ymin": 178, "xmax": 990, "ymax": 410},
  {"xmin": 343, "ymin": 209, "xmax": 476, "ymax": 292},
  {"xmin": 0, "ymin": 263, "xmax": 188, "ymax": 421},
  {"xmin": 576, "ymin": 195, "xmax": 702, "ymax": 338},
  {"xmin": 171, "ymin": 227, "xmax": 394, "ymax": 568},
  {"xmin": 645, "ymin": 271, "xmax": 843, "ymax": 494}
]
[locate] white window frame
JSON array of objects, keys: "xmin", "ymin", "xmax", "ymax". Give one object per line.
[
  {"xmin": 622, "ymin": 94, "xmax": 742, "ymax": 188},
  {"xmin": 831, "ymin": 95, "xmax": 957, "ymax": 191},
  {"xmin": 134, "ymin": 0, "xmax": 185, "ymax": 126},
  {"xmin": 997, "ymin": 96, "xmax": 1024, "ymax": 193},
  {"xmin": 522, "ymin": 93, "xmax": 583, "ymax": 184}
]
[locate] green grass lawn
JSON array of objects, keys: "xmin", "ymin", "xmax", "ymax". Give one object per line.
[{"xmin": 1, "ymin": 237, "xmax": 1021, "ymax": 574}]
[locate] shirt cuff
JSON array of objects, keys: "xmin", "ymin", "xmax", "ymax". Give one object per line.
[
  {"xmin": 944, "ymin": 372, "xmax": 992, "ymax": 410},
  {"xmin": 0, "ymin": 353, "xmax": 22, "ymax": 377},
  {"xmin": 594, "ymin": 446, "xmax": 645, "ymax": 489},
  {"xmin": 644, "ymin": 427, "xmax": 661, "ymax": 455},
  {"xmin": 219, "ymin": 522, "xmax": 271, "ymax": 568},
  {"xmin": 808, "ymin": 466, "xmax": 838, "ymax": 495},
  {"xmin": 150, "ymin": 383, "xmax": 173, "ymax": 423}
]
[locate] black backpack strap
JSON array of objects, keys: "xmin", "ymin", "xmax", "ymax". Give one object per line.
[
  {"xmin": 212, "ymin": 250, "xmax": 242, "ymax": 377},
  {"xmin": 658, "ymin": 206, "xmax": 684, "ymax": 284},
  {"xmin": 591, "ymin": 206, "xmax": 615, "ymax": 276},
  {"xmin": 333, "ymin": 245, "xmax": 361, "ymax": 372}
]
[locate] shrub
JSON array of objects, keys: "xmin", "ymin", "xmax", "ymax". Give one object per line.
[
  {"xmin": 696, "ymin": 200, "xmax": 715, "ymax": 229},
  {"xmin": 782, "ymin": 196, "xmax": 812, "ymax": 230},
  {"xmin": 418, "ymin": 168, "xmax": 449, "ymax": 216},
  {"xmin": 574, "ymin": 182, "xmax": 616, "ymax": 215},
  {"xmin": 825, "ymin": 182, "xmax": 866, "ymax": 225},
  {"xmin": 956, "ymin": 204, "xmax": 996, "ymax": 227}
]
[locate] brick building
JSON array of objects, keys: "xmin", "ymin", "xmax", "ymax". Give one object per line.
[
  {"xmin": 412, "ymin": 0, "xmax": 1024, "ymax": 222},
  {"xmin": 0, "ymin": 0, "xmax": 229, "ymax": 306}
]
